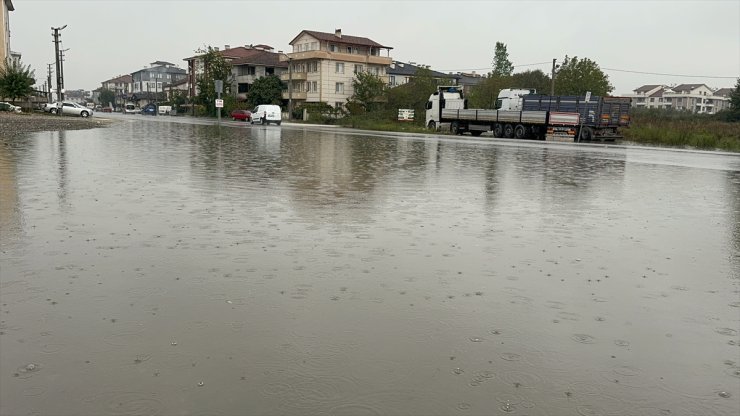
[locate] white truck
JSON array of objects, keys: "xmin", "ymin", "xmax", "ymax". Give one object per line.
[{"xmin": 425, "ymin": 86, "xmax": 630, "ymax": 141}]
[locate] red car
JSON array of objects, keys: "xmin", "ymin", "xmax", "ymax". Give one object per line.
[{"xmin": 231, "ymin": 109, "xmax": 252, "ymax": 122}]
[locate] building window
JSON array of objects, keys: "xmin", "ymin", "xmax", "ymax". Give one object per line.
[
  {"xmin": 308, "ymin": 61, "xmax": 318, "ymax": 72},
  {"xmin": 389, "ymin": 75, "xmax": 395, "ymax": 85},
  {"xmin": 335, "ymin": 63, "xmax": 344, "ymax": 73},
  {"xmin": 311, "ymin": 81, "xmax": 317, "ymax": 92},
  {"xmin": 237, "ymin": 83, "xmax": 249, "ymax": 93},
  {"xmin": 335, "ymin": 82, "xmax": 344, "ymax": 93},
  {"xmin": 330, "ymin": 44, "xmax": 339, "ymax": 52},
  {"xmin": 354, "ymin": 64, "xmax": 363, "ymax": 74}
]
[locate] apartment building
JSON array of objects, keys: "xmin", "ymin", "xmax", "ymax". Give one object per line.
[
  {"xmin": 387, "ymin": 61, "xmax": 459, "ymax": 88},
  {"xmin": 630, "ymin": 84, "xmax": 732, "ymax": 114},
  {"xmin": 184, "ymin": 44, "xmax": 287, "ymax": 101},
  {"xmin": 1, "ymin": 0, "xmax": 14, "ymax": 70},
  {"xmin": 102, "ymin": 74, "xmax": 133, "ymax": 96},
  {"xmin": 280, "ymin": 29, "xmax": 393, "ymax": 109},
  {"xmin": 131, "ymin": 61, "xmax": 187, "ymax": 100}
]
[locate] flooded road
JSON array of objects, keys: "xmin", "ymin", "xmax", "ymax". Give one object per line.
[{"xmin": 1, "ymin": 119, "xmax": 739, "ymax": 416}]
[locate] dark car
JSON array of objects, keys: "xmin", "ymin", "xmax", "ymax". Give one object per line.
[
  {"xmin": 142, "ymin": 104, "xmax": 157, "ymax": 116},
  {"xmin": 231, "ymin": 109, "xmax": 251, "ymax": 122}
]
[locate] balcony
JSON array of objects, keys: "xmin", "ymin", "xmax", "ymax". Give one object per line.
[
  {"xmin": 282, "ymin": 91, "xmax": 307, "ymax": 100},
  {"xmin": 280, "ymin": 50, "xmax": 392, "ymax": 66},
  {"xmin": 280, "ymin": 72, "xmax": 308, "ymax": 82}
]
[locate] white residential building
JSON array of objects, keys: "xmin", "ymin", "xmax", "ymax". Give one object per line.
[
  {"xmin": 184, "ymin": 44, "xmax": 287, "ymax": 102},
  {"xmin": 1, "ymin": 0, "xmax": 14, "ymax": 70},
  {"xmin": 630, "ymin": 83, "xmax": 732, "ymax": 114},
  {"xmin": 280, "ymin": 29, "xmax": 393, "ymax": 109}
]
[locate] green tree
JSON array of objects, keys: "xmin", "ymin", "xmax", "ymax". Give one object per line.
[
  {"xmin": 467, "ymin": 74, "xmax": 511, "ymax": 108},
  {"xmin": 491, "ymin": 42, "xmax": 514, "ymax": 77},
  {"xmin": 554, "ymin": 55, "xmax": 613, "ymax": 96},
  {"xmin": 386, "ymin": 67, "xmax": 450, "ymax": 124},
  {"xmin": 348, "ymin": 71, "xmax": 387, "ymax": 114},
  {"xmin": 246, "ymin": 75, "xmax": 284, "ymax": 107},
  {"xmin": 194, "ymin": 46, "xmax": 232, "ymax": 115},
  {"xmin": 717, "ymin": 78, "xmax": 740, "ymax": 122},
  {"xmin": 0, "ymin": 59, "xmax": 36, "ymax": 102},
  {"xmin": 98, "ymin": 88, "xmax": 115, "ymax": 107},
  {"xmin": 510, "ymin": 69, "xmax": 551, "ymax": 94}
]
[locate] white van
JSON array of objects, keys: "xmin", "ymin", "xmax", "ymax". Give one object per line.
[{"xmin": 252, "ymin": 104, "xmax": 282, "ymax": 125}]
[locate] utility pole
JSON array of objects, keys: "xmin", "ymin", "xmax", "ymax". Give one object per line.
[
  {"xmin": 47, "ymin": 64, "xmax": 54, "ymax": 103},
  {"xmin": 59, "ymin": 47, "xmax": 69, "ymax": 101},
  {"xmin": 51, "ymin": 25, "xmax": 66, "ymax": 112},
  {"xmin": 550, "ymin": 58, "xmax": 557, "ymax": 96}
]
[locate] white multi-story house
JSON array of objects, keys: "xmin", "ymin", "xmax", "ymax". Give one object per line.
[
  {"xmin": 630, "ymin": 84, "xmax": 732, "ymax": 114},
  {"xmin": 184, "ymin": 44, "xmax": 287, "ymax": 102},
  {"xmin": 280, "ymin": 29, "xmax": 393, "ymax": 109},
  {"xmin": 1, "ymin": 0, "xmax": 14, "ymax": 70}
]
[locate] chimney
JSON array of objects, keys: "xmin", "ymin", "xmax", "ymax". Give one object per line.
[
  {"xmin": 335, "ymin": 29, "xmax": 342, "ymax": 38},
  {"xmin": 225, "ymin": 44, "xmax": 230, "ymax": 50}
]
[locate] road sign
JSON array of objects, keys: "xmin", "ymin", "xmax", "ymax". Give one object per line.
[
  {"xmin": 215, "ymin": 99, "xmax": 224, "ymax": 108},
  {"xmin": 214, "ymin": 80, "xmax": 223, "ymax": 94}
]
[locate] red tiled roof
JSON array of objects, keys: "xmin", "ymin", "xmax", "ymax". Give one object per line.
[
  {"xmin": 290, "ymin": 30, "xmax": 392, "ymax": 49},
  {"xmin": 230, "ymin": 50, "xmax": 287, "ymax": 68}
]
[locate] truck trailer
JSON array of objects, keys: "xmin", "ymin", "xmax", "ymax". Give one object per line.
[{"xmin": 425, "ymin": 86, "xmax": 630, "ymax": 141}]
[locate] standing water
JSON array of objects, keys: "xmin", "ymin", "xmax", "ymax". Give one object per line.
[{"xmin": 1, "ymin": 121, "xmax": 738, "ymax": 415}]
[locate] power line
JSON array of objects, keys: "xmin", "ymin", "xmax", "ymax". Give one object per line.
[
  {"xmin": 601, "ymin": 67, "xmax": 737, "ymax": 79},
  {"xmin": 435, "ymin": 61, "xmax": 737, "ymax": 79},
  {"xmin": 437, "ymin": 61, "xmax": 551, "ymax": 73}
]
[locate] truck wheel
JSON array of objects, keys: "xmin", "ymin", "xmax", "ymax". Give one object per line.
[
  {"xmin": 427, "ymin": 121, "xmax": 437, "ymax": 131},
  {"xmin": 514, "ymin": 124, "xmax": 527, "ymax": 139},
  {"xmin": 504, "ymin": 124, "xmax": 514, "ymax": 138},
  {"xmin": 578, "ymin": 127, "xmax": 593, "ymax": 141},
  {"xmin": 493, "ymin": 124, "xmax": 503, "ymax": 138},
  {"xmin": 450, "ymin": 122, "xmax": 462, "ymax": 135}
]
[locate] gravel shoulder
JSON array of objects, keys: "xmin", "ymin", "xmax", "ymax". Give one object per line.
[{"xmin": 0, "ymin": 112, "xmax": 117, "ymax": 138}]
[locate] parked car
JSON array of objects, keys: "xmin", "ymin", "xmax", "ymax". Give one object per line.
[
  {"xmin": 45, "ymin": 102, "xmax": 93, "ymax": 117},
  {"xmin": 230, "ymin": 109, "xmax": 251, "ymax": 122},
  {"xmin": 142, "ymin": 103, "xmax": 157, "ymax": 116},
  {"xmin": 0, "ymin": 102, "xmax": 21, "ymax": 113},
  {"xmin": 101, "ymin": 107, "xmax": 113, "ymax": 113},
  {"xmin": 124, "ymin": 103, "xmax": 140, "ymax": 114},
  {"xmin": 251, "ymin": 104, "xmax": 281, "ymax": 125}
]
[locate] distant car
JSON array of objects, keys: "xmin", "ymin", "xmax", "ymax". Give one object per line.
[
  {"xmin": 45, "ymin": 101, "xmax": 93, "ymax": 117},
  {"xmin": 142, "ymin": 104, "xmax": 157, "ymax": 116},
  {"xmin": 124, "ymin": 103, "xmax": 140, "ymax": 114},
  {"xmin": 0, "ymin": 102, "xmax": 21, "ymax": 113},
  {"xmin": 251, "ymin": 104, "xmax": 281, "ymax": 125},
  {"xmin": 230, "ymin": 109, "xmax": 251, "ymax": 122},
  {"xmin": 101, "ymin": 107, "xmax": 113, "ymax": 113}
]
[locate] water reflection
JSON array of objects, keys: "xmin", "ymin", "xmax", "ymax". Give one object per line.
[{"xmin": 0, "ymin": 121, "xmax": 738, "ymax": 416}]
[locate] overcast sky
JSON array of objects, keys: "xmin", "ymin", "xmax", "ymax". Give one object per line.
[{"xmin": 10, "ymin": 0, "xmax": 740, "ymax": 95}]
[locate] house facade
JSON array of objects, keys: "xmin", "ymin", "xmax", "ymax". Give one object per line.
[
  {"xmin": 280, "ymin": 29, "xmax": 393, "ymax": 109},
  {"xmin": 387, "ymin": 61, "xmax": 459, "ymax": 88},
  {"xmin": 184, "ymin": 44, "xmax": 288, "ymax": 102},
  {"xmin": 131, "ymin": 61, "xmax": 187, "ymax": 102},
  {"xmin": 630, "ymin": 83, "xmax": 732, "ymax": 114},
  {"xmin": 1, "ymin": 0, "xmax": 14, "ymax": 70}
]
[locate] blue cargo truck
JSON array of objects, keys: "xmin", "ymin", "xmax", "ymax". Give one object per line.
[{"xmin": 425, "ymin": 87, "xmax": 631, "ymax": 141}]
